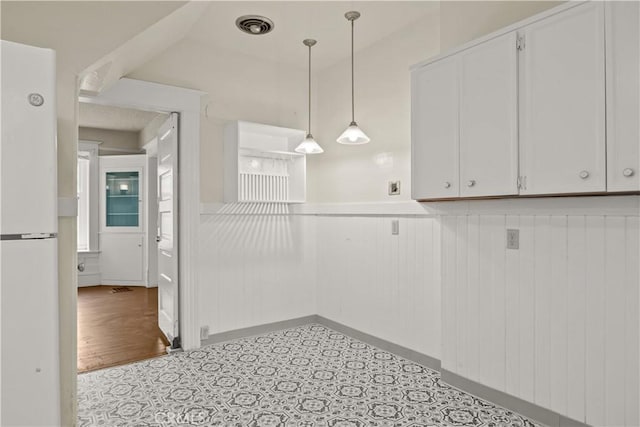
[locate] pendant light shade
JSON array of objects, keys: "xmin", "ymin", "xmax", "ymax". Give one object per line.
[
  {"xmin": 295, "ymin": 39, "xmax": 324, "ymax": 154},
  {"xmin": 337, "ymin": 11, "xmax": 370, "ymax": 145},
  {"xmin": 337, "ymin": 122, "xmax": 369, "ymax": 145},
  {"xmin": 295, "ymin": 135, "xmax": 324, "ymax": 154}
]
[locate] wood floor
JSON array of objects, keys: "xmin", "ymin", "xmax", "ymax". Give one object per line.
[{"xmin": 77, "ymin": 286, "xmax": 169, "ymax": 373}]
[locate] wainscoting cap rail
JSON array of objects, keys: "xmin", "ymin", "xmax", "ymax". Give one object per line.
[
  {"xmin": 201, "ymin": 201, "xmax": 437, "ymax": 217},
  {"xmin": 201, "ymin": 196, "xmax": 639, "ymax": 217}
]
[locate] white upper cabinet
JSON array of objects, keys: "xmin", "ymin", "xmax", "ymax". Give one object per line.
[
  {"xmin": 519, "ymin": 2, "xmax": 606, "ymax": 195},
  {"xmin": 605, "ymin": 1, "xmax": 639, "ymax": 192},
  {"xmin": 459, "ymin": 32, "xmax": 519, "ymax": 197},
  {"xmin": 411, "ymin": 57, "xmax": 459, "ymax": 199}
]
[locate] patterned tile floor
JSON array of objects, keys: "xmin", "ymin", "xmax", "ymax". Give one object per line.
[{"xmin": 78, "ymin": 324, "xmax": 544, "ymax": 427}]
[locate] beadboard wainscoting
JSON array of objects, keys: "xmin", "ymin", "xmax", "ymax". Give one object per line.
[
  {"xmin": 439, "ymin": 199, "xmax": 640, "ymax": 427},
  {"xmin": 199, "ymin": 204, "xmax": 317, "ymax": 335},
  {"xmin": 315, "ymin": 215, "xmax": 442, "ymax": 361}
]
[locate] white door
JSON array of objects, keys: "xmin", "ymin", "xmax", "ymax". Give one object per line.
[
  {"xmin": 411, "ymin": 56, "xmax": 459, "ymax": 200},
  {"xmin": 605, "ymin": 1, "xmax": 639, "ymax": 192},
  {"xmin": 157, "ymin": 113, "xmax": 180, "ymax": 348},
  {"xmin": 459, "ymin": 32, "xmax": 519, "ymax": 197},
  {"xmin": 519, "ymin": 2, "xmax": 605, "ymax": 195}
]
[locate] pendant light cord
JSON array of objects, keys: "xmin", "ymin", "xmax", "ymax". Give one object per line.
[
  {"xmin": 350, "ymin": 18, "xmax": 355, "ymax": 123},
  {"xmin": 308, "ymin": 43, "xmax": 312, "ymax": 135}
]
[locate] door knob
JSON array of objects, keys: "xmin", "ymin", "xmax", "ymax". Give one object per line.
[
  {"xmin": 156, "ymin": 236, "xmax": 161, "ymax": 243},
  {"xmin": 467, "ymin": 180, "xmax": 476, "ymax": 187},
  {"xmin": 579, "ymin": 170, "xmax": 590, "ymax": 179},
  {"xmin": 444, "ymin": 182, "xmax": 451, "ymax": 189},
  {"xmin": 623, "ymin": 168, "xmax": 635, "ymax": 177}
]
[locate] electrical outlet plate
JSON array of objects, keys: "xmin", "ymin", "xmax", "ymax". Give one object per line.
[
  {"xmin": 506, "ymin": 229, "xmax": 519, "ymax": 250},
  {"xmin": 388, "ymin": 180, "xmax": 401, "ymax": 195},
  {"xmin": 391, "ymin": 219, "xmax": 400, "ymax": 235}
]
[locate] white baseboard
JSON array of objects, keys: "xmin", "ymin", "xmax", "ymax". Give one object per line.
[{"xmin": 78, "ymin": 273, "xmax": 101, "ymax": 287}]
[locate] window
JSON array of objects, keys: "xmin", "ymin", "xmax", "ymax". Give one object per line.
[
  {"xmin": 77, "ymin": 152, "xmax": 91, "ymax": 251},
  {"xmin": 77, "ymin": 140, "xmax": 100, "ymax": 252}
]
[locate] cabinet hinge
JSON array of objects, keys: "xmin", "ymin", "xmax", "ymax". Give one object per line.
[{"xmin": 516, "ymin": 36, "xmax": 525, "ymax": 51}]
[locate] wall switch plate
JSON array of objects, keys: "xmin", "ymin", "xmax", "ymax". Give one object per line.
[
  {"xmin": 506, "ymin": 229, "xmax": 519, "ymax": 249},
  {"xmin": 391, "ymin": 219, "xmax": 400, "ymax": 235},
  {"xmin": 388, "ymin": 181, "xmax": 401, "ymax": 195},
  {"xmin": 200, "ymin": 325, "xmax": 209, "ymax": 340}
]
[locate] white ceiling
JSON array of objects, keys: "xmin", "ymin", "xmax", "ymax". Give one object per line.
[
  {"xmin": 186, "ymin": 1, "xmax": 439, "ymax": 70},
  {"xmin": 79, "ymin": 103, "xmax": 166, "ymax": 132}
]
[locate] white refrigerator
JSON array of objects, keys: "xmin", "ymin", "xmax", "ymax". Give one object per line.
[{"xmin": 1, "ymin": 40, "xmax": 60, "ymax": 426}]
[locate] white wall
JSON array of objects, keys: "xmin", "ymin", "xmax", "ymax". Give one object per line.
[
  {"xmin": 78, "ymin": 127, "xmax": 141, "ymax": 155},
  {"xmin": 439, "ymin": 1, "xmax": 562, "ymax": 51},
  {"xmin": 316, "ymin": 215, "xmax": 441, "ymax": 359},
  {"xmin": 199, "ymin": 207, "xmax": 316, "ymax": 334},
  {"xmin": 438, "ymin": 197, "xmax": 639, "ymax": 427},
  {"xmin": 309, "ymin": 14, "xmax": 439, "ymax": 203}
]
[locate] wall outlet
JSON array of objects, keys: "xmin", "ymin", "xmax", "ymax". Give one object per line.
[
  {"xmin": 200, "ymin": 325, "xmax": 209, "ymax": 340},
  {"xmin": 388, "ymin": 180, "xmax": 401, "ymax": 195},
  {"xmin": 506, "ymin": 229, "xmax": 519, "ymax": 250},
  {"xmin": 391, "ymin": 219, "xmax": 400, "ymax": 235}
]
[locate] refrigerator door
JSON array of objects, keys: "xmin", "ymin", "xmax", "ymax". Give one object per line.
[
  {"xmin": 0, "ymin": 40, "xmax": 57, "ymax": 235},
  {"xmin": 1, "ymin": 238, "xmax": 60, "ymax": 426}
]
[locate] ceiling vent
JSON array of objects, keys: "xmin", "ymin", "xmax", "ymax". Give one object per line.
[{"xmin": 235, "ymin": 15, "xmax": 275, "ymax": 35}]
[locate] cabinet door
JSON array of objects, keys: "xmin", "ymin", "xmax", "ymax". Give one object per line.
[
  {"xmin": 100, "ymin": 233, "xmax": 144, "ymax": 283},
  {"xmin": 459, "ymin": 32, "xmax": 519, "ymax": 197},
  {"xmin": 411, "ymin": 57, "xmax": 459, "ymax": 199},
  {"xmin": 606, "ymin": 1, "xmax": 639, "ymax": 192},
  {"xmin": 520, "ymin": 2, "xmax": 605, "ymax": 195}
]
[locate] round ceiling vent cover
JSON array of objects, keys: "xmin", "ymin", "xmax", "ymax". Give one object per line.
[{"xmin": 235, "ymin": 15, "xmax": 275, "ymax": 35}]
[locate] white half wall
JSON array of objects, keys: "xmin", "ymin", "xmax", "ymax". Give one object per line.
[
  {"xmin": 438, "ymin": 197, "xmax": 640, "ymax": 427},
  {"xmin": 316, "ymin": 214, "xmax": 441, "ymax": 360},
  {"xmin": 199, "ymin": 206, "xmax": 317, "ymax": 335}
]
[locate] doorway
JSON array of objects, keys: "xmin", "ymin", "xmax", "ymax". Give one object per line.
[{"xmin": 76, "ymin": 102, "xmax": 177, "ymax": 372}]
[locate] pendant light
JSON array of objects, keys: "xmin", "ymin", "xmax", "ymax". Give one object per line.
[
  {"xmin": 337, "ymin": 11, "xmax": 370, "ymax": 145},
  {"xmin": 295, "ymin": 39, "xmax": 324, "ymax": 154}
]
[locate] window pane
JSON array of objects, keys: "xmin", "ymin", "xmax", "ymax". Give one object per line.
[
  {"xmin": 77, "ymin": 157, "xmax": 90, "ymax": 251},
  {"xmin": 105, "ymin": 171, "xmax": 139, "ymax": 227}
]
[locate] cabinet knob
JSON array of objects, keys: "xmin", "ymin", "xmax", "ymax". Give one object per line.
[
  {"xmin": 579, "ymin": 170, "xmax": 590, "ymax": 180},
  {"xmin": 623, "ymin": 168, "xmax": 635, "ymax": 177},
  {"xmin": 467, "ymin": 180, "xmax": 476, "ymax": 187},
  {"xmin": 444, "ymin": 182, "xmax": 451, "ymax": 189}
]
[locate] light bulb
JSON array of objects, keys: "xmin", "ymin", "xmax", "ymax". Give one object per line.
[{"xmin": 250, "ymin": 25, "xmax": 261, "ymax": 34}]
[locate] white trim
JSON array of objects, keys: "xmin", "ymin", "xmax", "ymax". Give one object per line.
[
  {"xmin": 410, "ymin": 1, "xmax": 587, "ymax": 71},
  {"xmin": 82, "ymin": 78, "xmax": 204, "ymax": 350},
  {"xmin": 201, "ymin": 196, "xmax": 640, "ymax": 218}
]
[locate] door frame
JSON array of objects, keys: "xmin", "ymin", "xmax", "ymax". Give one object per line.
[{"xmin": 80, "ymin": 78, "xmax": 204, "ymax": 350}]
